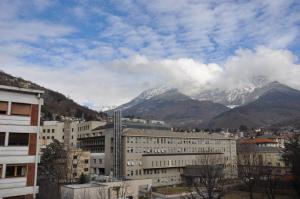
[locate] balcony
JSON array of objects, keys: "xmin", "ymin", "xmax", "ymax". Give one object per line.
[
  {"xmin": 0, "ymin": 177, "xmax": 26, "ymax": 189},
  {"xmin": 0, "ymin": 115, "xmax": 31, "ymax": 126},
  {"xmin": 0, "ymin": 146, "xmax": 29, "ymax": 156}
]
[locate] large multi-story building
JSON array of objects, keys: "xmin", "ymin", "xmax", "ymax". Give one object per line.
[
  {"xmin": 0, "ymin": 85, "xmax": 43, "ymax": 199},
  {"xmin": 77, "ymin": 118, "xmax": 238, "ymax": 186}
]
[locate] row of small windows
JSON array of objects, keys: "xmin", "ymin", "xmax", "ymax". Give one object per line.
[
  {"xmin": 0, "ymin": 101, "xmax": 32, "ymax": 116},
  {"xmin": 93, "ymin": 159, "xmax": 103, "ymax": 164},
  {"xmin": 127, "ymin": 169, "xmax": 168, "ymax": 176},
  {"xmin": 78, "ymin": 125, "xmax": 90, "ymax": 132},
  {"xmin": 42, "ymin": 128, "xmax": 75, "ymax": 133},
  {"xmin": 126, "ymin": 136, "xmax": 228, "ymax": 145},
  {"xmin": 127, "ymin": 147, "xmax": 227, "ymax": 154}
]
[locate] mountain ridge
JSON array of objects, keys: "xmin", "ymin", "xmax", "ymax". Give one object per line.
[{"xmin": 0, "ymin": 71, "xmax": 105, "ymax": 121}]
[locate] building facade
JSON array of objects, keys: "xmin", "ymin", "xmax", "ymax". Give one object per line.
[
  {"xmin": 122, "ymin": 129, "xmax": 237, "ymax": 186},
  {"xmin": 0, "ymin": 85, "xmax": 43, "ymax": 199},
  {"xmin": 90, "ymin": 153, "xmax": 105, "ymax": 177},
  {"xmin": 77, "ymin": 119, "xmax": 238, "ymax": 186},
  {"xmin": 67, "ymin": 149, "xmax": 91, "ymax": 180},
  {"xmin": 237, "ymin": 138, "xmax": 290, "ymax": 176}
]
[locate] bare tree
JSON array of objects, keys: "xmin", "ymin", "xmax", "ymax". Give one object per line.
[
  {"xmin": 260, "ymin": 167, "xmax": 279, "ymax": 199},
  {"xmin": 97, "ymin": 186, "xmax": 108, "ymax": 199},
  {"xmin": 237, "ymin": 145, "xmax": 261, "ymax": 199},
  {"xmin": 183, "ymin": 154, "xmax": 224, "ymax": 199},
  {"xmin": 110, "ymin": 181, "xmax": 132, "ymax": 199}
]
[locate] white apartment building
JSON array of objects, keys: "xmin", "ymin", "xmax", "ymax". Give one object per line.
[{"xmin": 0, "ymin": 85, "xmax": 43, "ymax": 199}]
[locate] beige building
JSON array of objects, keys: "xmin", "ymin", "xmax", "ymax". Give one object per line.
[
  {"xmin": 67, "ymin": 148, "xmax": 91, "ymax": 180},
  {"xmin": 237, "ymin": 138, "xmax": 289, "ymax": 176},
  {"xmin": 77, "ymin": 120, "xmax": 238, "ymax": 186},
  {"xmin": 40, "ymin": 120, "xmax": 106, "ymax": 149},
  {"xmin": 122, "ymin": 129, "xmax": 237, "ymax": 186}
]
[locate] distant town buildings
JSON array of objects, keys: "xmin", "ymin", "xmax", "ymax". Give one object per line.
[
  {"xmin": 0, "ymin": 85, "xmax": 43, "ymax": 199},
  {"xmin": 76, "ymin": 117, "xmax": 238, "ymax": 186},
  {"xmin": 237, "ymin": 137, "xmax": 290, "ymax": 176}
]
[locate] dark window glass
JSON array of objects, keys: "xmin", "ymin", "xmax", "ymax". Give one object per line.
[
  {"xmin": 5, "ymin": 165, "xmax": 26, "ymax": 177},
  {"xmin": 8, "ymin": 133, "xmax": 29, "ymax": 146},
  {"xmin": 0, "ymin": 132, "xmax": 5, "ymax": 145}
]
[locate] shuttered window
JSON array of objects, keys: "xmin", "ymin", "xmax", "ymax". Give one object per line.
[
  {"xmin": 0, "ymin": 101, "xmax": 8, "ymax": 114},
  {"xmin": 11, "ymin": 103, "xmax": 31, "ymax": 116}
]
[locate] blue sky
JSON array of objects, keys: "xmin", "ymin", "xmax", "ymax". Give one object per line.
[{"xmin": 1, "ymin": 0, "xmax": 300, "ymax": 109}]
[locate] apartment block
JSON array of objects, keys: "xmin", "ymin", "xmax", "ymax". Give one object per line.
[
  {"xmin": 77, "ymin": 119, "xmax": 238, "ymax": 186},
  {"xmin": 40, "ymin": 120, "xmax": 79, "ymax": 149},
  {"xmin": 0, "ymin": 85, "xmax": 43, "ymax": 199},
  {"xmin": 67, "ymin": 149, "xmax": 90, "ymax": 180}
]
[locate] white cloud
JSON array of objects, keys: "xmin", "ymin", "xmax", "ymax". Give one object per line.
[
  {"xmin": 2, "ymin": 46, "xmax": 300, "ymax": 109},
  {"xmin": 1, "ymin": 0, "xmax": 300, "ymax": 110}
]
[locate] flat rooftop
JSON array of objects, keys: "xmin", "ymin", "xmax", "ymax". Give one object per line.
[{"xmin": 0, "ymin": 84, "xmax": 44, "ymax": 94}]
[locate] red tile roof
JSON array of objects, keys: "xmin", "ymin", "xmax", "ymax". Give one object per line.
[{"xmin": 239, "ymin": 138, "xmax": 278, "ymax": 144}]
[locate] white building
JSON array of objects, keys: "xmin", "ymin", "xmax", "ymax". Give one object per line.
[{"xmin": 0, "ymin": 85, "xmax": 43, "ymax": 199}]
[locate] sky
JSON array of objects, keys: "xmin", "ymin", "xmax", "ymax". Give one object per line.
[{"xmin": 0, "ymin": 0, "xmax": 300, "ymax": 110}]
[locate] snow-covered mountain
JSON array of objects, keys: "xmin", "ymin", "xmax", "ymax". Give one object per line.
[
  {"xmin": 193, "ymin": 76, "xmax": 270, "ymax": 107},
  {"xmin": 118, "ymin": 85, "xmax": 173, "ymax": 110},
  {"xmin": 118, "ymin": 76, "xmax": 271, "ymax": 110}
]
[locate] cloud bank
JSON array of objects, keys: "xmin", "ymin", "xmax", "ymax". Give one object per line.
[
  {"xmin": 2, "ymin": 47, "xmax": 300, "ymax": 109},
  {"xmin": 0, "ymin": 0, "xmax": 300, "ymax": 109}
]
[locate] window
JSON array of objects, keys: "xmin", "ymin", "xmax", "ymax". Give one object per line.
[
  {"xmin": 8, "ymin": 133, "xmax": 29, "ymax": 146},
  {"xmin": 73, "ymin": 155, "xmax": 78, "ymax": 159},
  {"xmin": 84, "ymin": 159, "xmax": 89, "ymax": 164},
  {"xmin": 0, "ymin": 165, "xmax": 2, "ymax": 178},
  {"xmin": 11, "ymin": 103, "xmax": 31, "ymax": 116},
  {"xmin": 52, "ymin": 129, "xmax": 55, "ymax": 133},
  {"xmin": 84, "ymin": 168, "xmax": 89, "ymax": 172},
  {"xmin": 0, "ymin": 101, "xmax": 8, "ymax": 114},
  {"xmin": 6, "ymin": 165, "xmax": 26, "ymax": 178},
  {"xmin": 0, "ymin": 132, "xmax": 5, "ymax": 146},
  {"xmin": 99, "ymin": 159, "xmax": 102, "ymax": 164}
]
